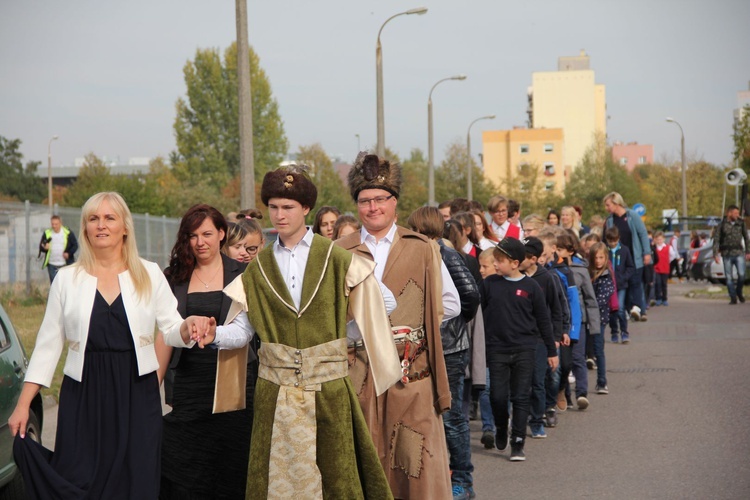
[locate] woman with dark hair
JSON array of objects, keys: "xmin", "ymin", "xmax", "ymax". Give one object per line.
[
  {"xmin": 470, "ymin": 208, "xmax": 498, "ymax": 249},
  {"xmin": 159, "ymin": 204, "xmax": 256, "ymax": 500},
  {"xmin": 547, "ymin": 209, "xmax": 560, "ymax": 226},
  {"xmin": 454, "ymin": 212, "xmax": 483, "ymax": 259},
  {"xmin": 312, "ymin": 205, "xmax": 341, "ymax": 239}
]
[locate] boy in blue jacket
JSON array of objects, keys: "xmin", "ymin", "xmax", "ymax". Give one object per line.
[{"xmin": 605, "ymin": 226, "xmax": 635, "ymax": 343}]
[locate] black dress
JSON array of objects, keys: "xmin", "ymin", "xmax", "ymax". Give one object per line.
[
  {"xmin": 159, "ymin": 291, "xmax": 255, "ymax": 500},
  {"xmin": 14, "ymin": 291, "xmax": 162, "ymax": 499}
]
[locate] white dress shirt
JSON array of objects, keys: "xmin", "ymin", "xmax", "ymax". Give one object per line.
[
  {"xmin": 360, "ymin": 224, "xmax": 460, "ymax": 320},
  {"xmin": 491, "ymin": 220, "xmax": 510, "ymax": 240}
]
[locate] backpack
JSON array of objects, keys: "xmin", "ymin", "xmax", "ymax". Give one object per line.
[{"xmin": 553, "ymin": 267, "xmax": 582, "ymax": 342}]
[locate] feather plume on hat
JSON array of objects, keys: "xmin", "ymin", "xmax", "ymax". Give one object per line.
[{"xmin": 347, "ymin": 152, "xmax": 402, "ymax": 201}]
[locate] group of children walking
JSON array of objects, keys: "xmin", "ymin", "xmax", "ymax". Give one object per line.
[{"xmin": 476, "ymin": 225, "xmax": 633, "ymax": 462}]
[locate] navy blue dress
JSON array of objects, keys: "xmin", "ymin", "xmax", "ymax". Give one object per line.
[{"xmin": 14, "ymin": 291, "xmax": 162, "ymax": 499}]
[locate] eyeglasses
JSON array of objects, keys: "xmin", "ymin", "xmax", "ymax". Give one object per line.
[
  {"xmin": 245, "ymin": 245, "xmax": 260, "ymax": 255},
  {"xmin": 357, "ymin": 195, "xmax": 394, "ymax": 207},
  {"xmin": 492, "ymin": 209, "xmax": 508, "ymax": 214}
]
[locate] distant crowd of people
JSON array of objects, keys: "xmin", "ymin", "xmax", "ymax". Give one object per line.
[{"xmin": 11, "ymin": 152, "xmax": 749, "ymax": 500}]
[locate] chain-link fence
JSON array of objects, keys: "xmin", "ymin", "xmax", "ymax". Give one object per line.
[{"xmin": 0, "ymin": 201, "xmax": 181, "ymax": 287}]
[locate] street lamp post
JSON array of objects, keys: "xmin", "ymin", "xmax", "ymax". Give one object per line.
[
  {"xmin": 428, "ymin": 75, "xmax": 466, "ymax": 206},
  {"xmin": 355, "ymin": 133, "xmax": 361, "ymax": 152},
  {"xmin": 376, "ymin": 7, "xmax": 427, "ymax": 158},
  {"xmin": 48, "ymin": 135, "xmax": 59, "ymax": 214},
  {"xmin": 665, "ymin": 117, "xmax": 688, "ymax": 231},
  {"xmin": 466, "ymin": 114, "xmax": 495, "ymax": 200}
]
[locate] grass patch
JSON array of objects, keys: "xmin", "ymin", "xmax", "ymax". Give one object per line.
[
  {"xmin": 684, "ymin": 285, "xmax": 729, "ymax": 300},
  {"xmin": 1, "ymin": 283, "xmax": 66, "ymax": 402}
]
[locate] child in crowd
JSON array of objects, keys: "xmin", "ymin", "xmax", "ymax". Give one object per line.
[
  {"xmin": 331, "ymin": 214, "xmax": 360, "ymax": 240},
  {"xmin": 605, "ymin": 227, "xmax": 635, "ymax": 343},
  {"xmin": 538, "ymin": 229, "xmax": 577, "ymax": 415},
  {"xmin": 477, "ymin": 248, "xmax": 497, "ymax": 448},
  {"xmin": 505, "ymin": 199, "xmax": 524, "ymax": 240},
  {"xmin": 588, "ymin": 243, "xmax": 615, "ymax": 394},
  {"xmin": 519, "ymin": 237, "xmax": 563, "ymax": 439},
  {"xmin": 482, "ymin": 238, "xmax": 558, "ymax": 461},
  {"xmin": 580, "ymin": 233, "xmax": 601, "ymax": 256},
  {"xmin": 644, "ymin": 229, "xmax": 656, "ymax": 308},
  {"xmin": 558, "ymin": 232, "xmax": 600, "ymax": 410},
  {"xmin": 652, "ymin": 231, "xmax": 677, "ymax": 306}
]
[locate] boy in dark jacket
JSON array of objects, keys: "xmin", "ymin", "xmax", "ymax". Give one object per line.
[
  {"xmin": 482, "ymin": 238, "xmax": 558, "ymax": 461},
  {"xmin": 520, "ymin": 237, "xmax": 563, "ymax": 439},
  {"xmin": 605, "ymin": 226, "xmax": 635, "ymax": 343}
]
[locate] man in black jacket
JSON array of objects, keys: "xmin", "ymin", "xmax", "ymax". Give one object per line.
[{"xmin": 713, "ymin": 205, "xmax": 750, "ymax": 304}]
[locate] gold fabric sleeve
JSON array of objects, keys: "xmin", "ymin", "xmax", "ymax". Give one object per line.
[
  {"xmin": 213, "ymin": 275, "xmax": 250, "ymax": 414},
  {"xmin": 346, "ymin": 254, "xmax": 402, "ymax": 396}
]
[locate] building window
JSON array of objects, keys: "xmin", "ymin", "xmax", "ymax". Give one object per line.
[
  {"xmin": 545, "ymin": 181, "xmax": 555, "ymax": 191},
  {"xmin": 619, "ymin": 157, "xmax": 628, "ymax": 166},
  {"xmin": 519, "ymin": 144, "xmax": 529, "ymax": 154},
  {"xmin": 544, "ymin": 163, "xmax": 555, "ymax": 176},
  {"xmin": 544, "ymin": 143, "xmax": 554, "ymax": 153},
  {"xmin": 638, "ymin": 156, "xmax": 647, "ymax": 164}
]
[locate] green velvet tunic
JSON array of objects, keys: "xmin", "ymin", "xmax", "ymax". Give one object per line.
[{"xmin": 242, "ymin": 234, "xmax": 393, "ymax": 499}]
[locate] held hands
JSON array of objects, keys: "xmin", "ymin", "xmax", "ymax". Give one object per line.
[{"xmin": 184, "ymin": 316, "xmax": 217, "ymax": 348}]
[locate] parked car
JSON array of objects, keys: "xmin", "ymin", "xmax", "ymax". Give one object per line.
[
  {"xmin": 0, "ymin": 303, "xmax": 44, "ymax": 498},
  {"xmin": 686, "ymin": 237, "xmax": 750, "ymax": 284}
]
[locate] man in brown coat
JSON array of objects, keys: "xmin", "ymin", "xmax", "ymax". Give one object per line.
[{"xmin": 337, "ymin": 153, "xmax": 456, "ymax": 499}]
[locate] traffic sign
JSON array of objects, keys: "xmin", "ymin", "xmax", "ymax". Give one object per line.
[{"xmin": 633, "ymin": 203, "xmax": 646, "ymax": 216}]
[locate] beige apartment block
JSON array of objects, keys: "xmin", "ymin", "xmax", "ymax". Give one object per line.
[
  {"xmin": 527, "ymin": 50, "xmax": 606, "ymax": 172},
  {"xmin": 482, "ymin": 128, "xmax": 565, "ymax": 194}
]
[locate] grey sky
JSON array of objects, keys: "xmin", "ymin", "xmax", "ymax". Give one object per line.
[{"xmin": 1, "ymin": 0, "xmax": 748, "ymax": 173}]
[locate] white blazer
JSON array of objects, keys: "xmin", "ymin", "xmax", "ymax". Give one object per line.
[{"xmin": 25, "ymin": 259, "xmax": 191, "ymax": 388}]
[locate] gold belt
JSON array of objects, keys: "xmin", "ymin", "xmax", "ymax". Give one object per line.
[{"xmin": 258, "ymin": 338, "xmax": 348, "ymax": 390}]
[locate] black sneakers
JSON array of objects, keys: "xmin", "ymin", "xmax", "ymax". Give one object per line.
[
  {"xmin": 481, "ymin": 430, "xmax": 495, "ymax": 449},
  {"xmin": 509, "ymin": 437, "xmax": 526, "ymax": 461},
  {"xmin": 496, "ymin": 425, "xmax": 508, "ymax": 451}
]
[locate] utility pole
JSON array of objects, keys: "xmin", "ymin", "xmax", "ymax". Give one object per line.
[{"xmin": 236, "ymin": 0, "xmax": 255, "ymax": 208}]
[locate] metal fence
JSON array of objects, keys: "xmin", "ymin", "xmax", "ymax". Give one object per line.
[{"xmin": 0, "ymin": 201, "xmax": 181, "ymax": 287}]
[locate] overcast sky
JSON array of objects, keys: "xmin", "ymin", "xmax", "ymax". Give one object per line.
[{"xmin": 1, "ymin": 0, "xmax": 748, "ymax": 171}]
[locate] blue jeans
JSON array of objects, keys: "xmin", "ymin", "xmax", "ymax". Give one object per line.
[
  {"xmin": 572, "ymin": 334, "xmax": 588, "ymax": 397},
  {"xmin": 529, "ymin": 343, "xmax": 548, "ymax": 426},
  {"xmin": 593, "ymin": 327, "xmax": 607, "ymax": 387},
  {"xmin": 488, "ymin": 349, "xmax": 535, "ymax": 442},
  {"xmin": 610, "ymin": 288, "xmax": 629, "ymax": 334},
  {"xmin": 627, "ymin": 267, "xmax": 646, "ymax": 313},
  {"xmin": 443, "ymin": 350, "xmax": 473, "ymax": 487},
  {"xmin": 723, "ymin": 254, "xmax": 746, "ymax": 299},
  {"xmin": 479, "ymin": 369, "xmax": 495, "ymax": 432},
  {"xmin": 545, "ymin": 347, "xmax": 561, "ymax": 410},
  {"xmin": 47, "ymin": 264, "xmax": 61, "ymax": 283}
]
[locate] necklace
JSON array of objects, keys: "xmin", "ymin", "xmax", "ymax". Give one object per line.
[{"xmin": 194, "ymin": 263, "xmax": 222, "ymax": 289}]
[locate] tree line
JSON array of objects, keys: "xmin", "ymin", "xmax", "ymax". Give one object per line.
[{"xmin": 2, "ymin": 41, "xmax": 749, "ymax": 227}]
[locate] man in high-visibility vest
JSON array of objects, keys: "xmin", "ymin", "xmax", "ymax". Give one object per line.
[{"xmin": 38, "ymin": 215, "xmax": 78, "ymax": 282}]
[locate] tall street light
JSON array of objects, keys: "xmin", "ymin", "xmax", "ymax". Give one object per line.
[
  {"xmin": 48, "ymin": 135, "xmax": 59, "ymax": 214},
  {"xmin": 466, "ymin": 114, "xmax": 495, "ymax": 200},
  {"xmin": 376, "ymin": 6, "xmax": 428, "ymax": 158},
  {"xmin": 665, "ymin": 117, "xmax": 688, "ymax": 231},
  {"xmin": 428, "ymin": 75, "xmax": 466, "ymax": 206}
]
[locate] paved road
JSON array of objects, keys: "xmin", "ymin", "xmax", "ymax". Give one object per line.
[
  {"xmin": 40, "ymin": 281, "xmax": 750, "ymax": 499},
  {"xmin": 471, "ymin": 281, "xmax": 750, "ymax": 499}
]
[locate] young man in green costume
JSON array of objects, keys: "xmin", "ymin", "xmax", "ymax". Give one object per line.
[{"xmin": 198, "ymin": 165, "xmax": 401, "ymax": 499}]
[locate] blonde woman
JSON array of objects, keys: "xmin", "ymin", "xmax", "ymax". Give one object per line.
[
  {"xmin": 9, "ymin": 192, "xmax": 211, "ymax": 499},
  {"xmin": 561, "ymin": 206, "xmax": 584, "ymax": 238},
  {"xmin": 522, "ymin": 214, "xmax": 546, "ymax": 238}
]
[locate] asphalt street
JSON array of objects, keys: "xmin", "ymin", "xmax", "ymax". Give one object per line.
[{"xmin": 39, "ymin": 281, "xmax": 750, "ymax": 499}]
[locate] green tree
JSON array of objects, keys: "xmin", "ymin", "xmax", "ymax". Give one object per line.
[
  {"xmin": 172, "ymin": 42, "xmax": 288, "ymax": 189},
  {"xmin": 732, "ymin": 105, "xmax": 750, "ymax": 174},
  {"xmin": 564, "ymin": 134, "xmax": 639, "ymax": 219},
  {"xmin": 296, "ymin": 143, "xmax": 355, "ymax": 216},
  {"xmin": 434, "ymin": 141, "xmax": 497, "ymax": 207},
  {"xmin": 62, "ymin": 153, "xmax": 112, "ymax": 207},
  {"xmin": 0, "ymin": 135, "xmax": 46, "ymax": 202}
]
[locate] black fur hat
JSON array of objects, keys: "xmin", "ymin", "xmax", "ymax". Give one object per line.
[{"xmin": 260, "ymin": 165, "xmax": 317, "ymax": 209}]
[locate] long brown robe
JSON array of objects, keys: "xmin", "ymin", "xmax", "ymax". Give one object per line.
[{"xmin": 337, "ymin": 226, "xmax": 452, "ymax": 500}]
